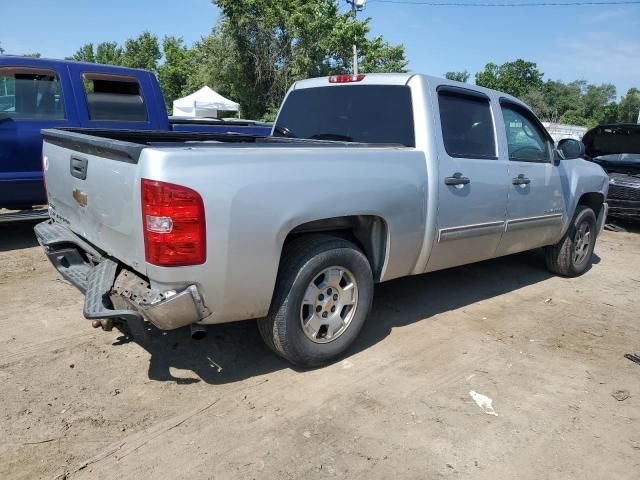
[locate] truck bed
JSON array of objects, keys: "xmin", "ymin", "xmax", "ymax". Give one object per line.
[
  {"xmin": 42, "ymin": 128, "xmax": 402, "ymax": 164},
  {"xmin": 41, "ymin": 126, "xmax": 423, "ymax": 324}
]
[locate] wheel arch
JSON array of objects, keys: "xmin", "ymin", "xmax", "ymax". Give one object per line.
[
  {"xmin": 577, "ymin": 191, "xmax": 605, "ymax": 214},
  {"xmin": 281, "ymin": 215, "xmax": 389, "ymax": 282}
]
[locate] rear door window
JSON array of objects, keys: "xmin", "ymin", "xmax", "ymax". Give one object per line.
[
  {"xmin": 0, "ymin": 67, "xmax": 65, "ymax": 120},
  {"xmin": 438, "ymin": 90, "xmax": 496, "ymax": 159},
  {"xmin": 82, "ymin": 73, "xmax": 147, "ymax": 122},
  {"xmin": 274, "ymin": 85, "xmax": 415, "ymax": 146}
]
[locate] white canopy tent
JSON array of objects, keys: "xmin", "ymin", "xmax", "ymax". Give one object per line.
[{"xmin": 172, "ymin": 86, "xmax": 239, "ymax": 118}]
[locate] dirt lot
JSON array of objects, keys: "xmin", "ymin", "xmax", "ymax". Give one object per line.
[{"xmin": 1, "ymin": 222, "xmax": 639, "ymax": 480}]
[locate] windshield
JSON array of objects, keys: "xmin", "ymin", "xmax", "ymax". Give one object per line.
[{"xmin": 274, "ymin": 85, "xmax": 415, "ymax": 146}]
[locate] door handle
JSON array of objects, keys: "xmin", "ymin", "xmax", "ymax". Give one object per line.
[
  {"xmin": 512, "ymin": 174, "xmax": 531, "ymax": 186},
  {"xmin": 445, "ymin": 173, "xmax": 470, "ymax": 186},
  {"xmin": 70, "ymin": 156, "xmax": 88, "ymax": 180}
]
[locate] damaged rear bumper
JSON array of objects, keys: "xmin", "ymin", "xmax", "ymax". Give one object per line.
[{"xmin": 34, "ymin": 221, "xmax": 210, "ymax": 330}]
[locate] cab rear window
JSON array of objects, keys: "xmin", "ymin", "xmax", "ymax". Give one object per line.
[
  {"xmin": 0, "ymin": 67, "xmax": 65, "ymax": 120},
  {"xmin": 82, "ymin": 73, "xmax": 147, "ymax": 122},
  {"xmin": 274, "ymin": 85, "xmax": 415, "ymax": 146}
]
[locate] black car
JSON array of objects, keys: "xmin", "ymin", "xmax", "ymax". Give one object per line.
[{"xmin": 583, "ymin": 124, "xmax": 640, "ymax": 221}]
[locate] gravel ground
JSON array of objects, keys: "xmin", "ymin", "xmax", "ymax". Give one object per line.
[{"xmin": 1, "ymin": 221, "xmax": 639, "ymax": 480}]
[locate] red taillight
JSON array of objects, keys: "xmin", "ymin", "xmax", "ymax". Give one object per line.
[
  {"xmin": 141, "ymin": 179, "xmax": 206, "ymax": 266},
  {"xmin": 328, "ymin": 74, "xmax": 365, "ymax": 83}
]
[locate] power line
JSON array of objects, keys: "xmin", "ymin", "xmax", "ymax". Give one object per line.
[{"xmin": 369, "ymin": 0, "xmax": 640, "ymax": 6}]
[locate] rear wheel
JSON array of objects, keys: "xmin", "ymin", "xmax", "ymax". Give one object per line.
[
  {"xmin": 258, "ymin": 235, "xmax": 374, "ymax": 367},
  {"xmin": 545, "ymin": 206, "xmax": 597, "ymax": 277}
]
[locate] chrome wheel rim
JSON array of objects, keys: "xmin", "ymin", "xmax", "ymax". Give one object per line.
[
  {"xmin": 300, "ymin": 266, "xmax": 358, "ymax": 344},
  {"xmin": 574, "ymin": 221, "xmax": 592, "ymax": 265}
]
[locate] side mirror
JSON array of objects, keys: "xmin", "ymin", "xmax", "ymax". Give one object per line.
[{"xmin": 556, "ymin": 138, "xmax": 585, "ymax": 160}]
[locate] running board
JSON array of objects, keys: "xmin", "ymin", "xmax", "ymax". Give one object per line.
[{"xmin": 0, "ymin": 209, "xmax": 49, "ymax": 223}]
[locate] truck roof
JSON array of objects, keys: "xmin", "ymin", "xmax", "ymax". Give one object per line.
[
  {"xmin": 0, "ymin": 55, "xmax": 150, "ymax": 74},
  {"xmin": 291, "ymin": 72, "xmax": 527, "ymax": 108}
]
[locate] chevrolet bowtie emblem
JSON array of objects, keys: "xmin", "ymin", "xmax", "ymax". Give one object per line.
[{"xmin": 72, "ymin": 189, "xmax": 88, "ymax": 207}]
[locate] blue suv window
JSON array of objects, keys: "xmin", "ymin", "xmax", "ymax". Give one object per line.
[
  {"xmin": 82, "ymin": 73, "xmax": 147, "ymax": 122},
  {"xmin": 0, "ymin": 67, "xmax": 65, "ymax": 120}
]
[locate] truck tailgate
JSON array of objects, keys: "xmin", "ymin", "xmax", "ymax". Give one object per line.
[{"xmin": 42, "ymin": 130, "xmax": 145, "ymax": 270}]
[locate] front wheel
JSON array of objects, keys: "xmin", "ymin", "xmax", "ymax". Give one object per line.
[
  {"xmin": 545, "ymin": 206, "xmax": 598, "ymax": 277},
  {"xmin": 258, "ymin": 235, "xmax": 374, "ymax": 367}
]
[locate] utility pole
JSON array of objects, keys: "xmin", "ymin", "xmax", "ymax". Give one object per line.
[{"xmin": 347, "ymin": 0, "xmax": 366, "ymax": 75}]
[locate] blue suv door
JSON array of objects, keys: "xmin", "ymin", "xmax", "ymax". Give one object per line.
[{"xmin": 0, "ymin": 63, "xmax": 78, "ymax": 208}]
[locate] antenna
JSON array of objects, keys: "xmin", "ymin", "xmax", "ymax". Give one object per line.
[{"xmin": 346, "ymin": 0, "xmax": 367, "ymax": 74}]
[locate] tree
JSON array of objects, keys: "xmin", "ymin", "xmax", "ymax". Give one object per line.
[
  {"xmin": 520, "ymin": 90, "xmax": 549, "ymax": 120},
  {"xmin": 475, "ymin": 59, "xmax": 543, "ymax": 98},
  {"xmin": 96, "ymin": 42, "xmax": 124, "ymax": 65},
  {"xmin": 359, "ymin": 36, "xmax": 407, "ymax": 74},
  {"xmin": 541, "ymin": 80, "xmax": 585, "ymax": 122},
  {"xmin": 444, "ymin": 70, "xmax": 469, "ymax": 83},
  {"xmin": 70, "ymin": 43, "xmax": 96, "ymax": 63},
  {"xmin": 121, "ymin": 32, "xmax": 161, "ymax": 71},
  {"xmin": 157, "ymin": 37, "xmax": 195, "ymax": 111},
  {"xmin": 204, "ymin": 0, "xmax": 408, "ymax": 119},
  {"xmin": 70, "ymin": 33, "xmax": 160, "ymax": 71},
  {"xmin": 582, "ymin": 83, "xmax": 616, "ymax": 122},
  {"xmin": 618, "ymin": 88, "xmax": 640, "ymax": 123},
  {"xmin": 0, "ymin": 42, "xmax": 4, "ymax": 55}
]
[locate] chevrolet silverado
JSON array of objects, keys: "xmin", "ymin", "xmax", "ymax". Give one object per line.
[{"xmin": 35, "ymin": 73, "xmax": 609, "ymax": 367}]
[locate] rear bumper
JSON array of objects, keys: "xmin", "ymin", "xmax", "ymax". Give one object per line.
[{"xmin": 34, "ymin": 221, "xmax": 210, "ymax": 330}]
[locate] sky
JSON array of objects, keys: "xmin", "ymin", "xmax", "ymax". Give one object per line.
[{"xmin": 2, "ymin": 0, "xmax": 639, "ymax": 97}]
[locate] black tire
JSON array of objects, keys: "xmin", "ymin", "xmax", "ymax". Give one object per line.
[
  {"xmin": 545, "ymin": 205, "xmax": 598, "ymax": 277},
  {"xmin": 258, "ymin": 235, "xmax": 374, "ymax": 367}
]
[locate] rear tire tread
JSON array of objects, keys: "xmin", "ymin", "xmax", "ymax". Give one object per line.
[{"xmin": 258, "ymin": 234, "xmax": 372, "ymax": 367}]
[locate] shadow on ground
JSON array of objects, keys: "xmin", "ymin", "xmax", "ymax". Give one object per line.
[
  {"xmin": 2, "ymin": 216, "xmax": 628, "ymax": 384},
  {"xmin": 124, "ymin": 249, "xmax": 558, "ymax": 385},
  {"xmin": 0, "ymin": 221, "xmax": 40, "ymax": 252}
]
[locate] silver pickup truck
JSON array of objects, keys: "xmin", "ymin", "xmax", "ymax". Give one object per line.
[{"xmin": 36, "ymin": 73, "xmax": 609, "ymax": 367}]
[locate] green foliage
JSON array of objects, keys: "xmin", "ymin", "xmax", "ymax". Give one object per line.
[
  {"xmin": 63, "ymin": 22, "xmax": 638, "ymax": 127},
  {"xmin": 471, "ymin": 59, "xmax": 637, "ymax": 127},
  {"xmin": 618, "ymin": 88, "xmax": 640, "ymax": 123},
  {"xmin": 121, "ymin": 32, "xmax": 161, "ymax": 71},
  {"xmin": 96, "ymin": 42, "xmax": 124, "ymax": 65},
  {"xmin": 0, "ymin": 42, "xmax": 4, "ymax": 55},
  {"xmin": 157, "ymin": 37, "xmax": 196, "ymax": 112},
  {"xmin": 444, "ymin": 70, "xmax": 469, "ymax": 83},
  {"xmin": 185, "ymin": 23, "xmax": 241, "ymax": 112},
  {"xmin": 200, "ymin": 0, "xmax": 408, "ymax": 119},
  {"xmin": 70, "ymin": 43, "xmax": 96, "ymax": 63},
  {"xmin": 475, "ymin": 59, "xmax": 543, "ymax": 98},
  {"xmin": 70, "ymin": 33, "xmax": 159, "ymax": 71},
  {"xmin": 63, "ymin": 2, "xmax": 406, "ymax": 119}
]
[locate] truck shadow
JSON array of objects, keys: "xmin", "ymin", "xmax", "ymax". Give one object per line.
[
  {"xmin": 0, "ymin": 221, "xmax": 41, "ymax": 252},
  {"xmin": 130, "ymin": 249, "xmax": 565, "ymax": 385}
]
